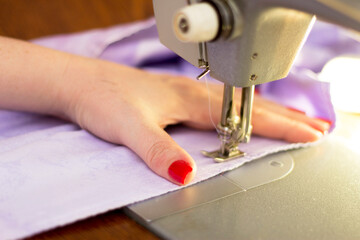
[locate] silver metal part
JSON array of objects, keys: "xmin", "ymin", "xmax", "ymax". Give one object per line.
[
  {"xmin": 198, "ymin": 42, "xmax": 209, "ymax": 69},
  {"xmin": 196, "ymin": 68, "xmax": 210, "ymax": 80},
  {"xmin": 126, "ymin": 151, "xmax": 295, "ymax": 222},
  {"xmin": 154, "ymin": 0, "xmax": 360, "ymax": 87},
  {"xmin": 206, "ymin": 0, "xmax": 244, "ymax": 40},
  {"xmin": 239, "ymin": 86, "xmax": 254, "ymax": 143},
  {"xmin": 202, "ymin": 85, "xmax": 255, "ymax": 162},
  {"xmin": 125, "ymin": 113, "xmax": 360, "ymax": 240},
  {"xmin": 207, "ymin": 7, "xmax": 316, "ymax": 87},
  {"xmin": 201, "ymin": 148, "xmax": 245, "ymax": 163},
  {"xmin": 152, "ymin": 0, "xmax": 360, "ymax": 161}
]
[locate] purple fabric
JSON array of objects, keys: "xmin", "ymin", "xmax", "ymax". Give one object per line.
[{"xmin": 0, "ymin": 18, "xmax": 359, "ymax": 239}]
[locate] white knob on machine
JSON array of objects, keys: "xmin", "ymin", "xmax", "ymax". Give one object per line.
[{"xmin": 173, "ymin": 3, "xmax": 220, "ymax": 42}]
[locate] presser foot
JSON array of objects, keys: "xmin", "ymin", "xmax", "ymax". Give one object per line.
[
  {"xmin": 201, "ymin": 84, "xmax": 254, "ymax": 163},
  {"xmin": 201, "ymin": 148, "xmax": 245, "ymax": 163}
]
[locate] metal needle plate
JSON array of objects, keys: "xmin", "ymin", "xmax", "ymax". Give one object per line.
[{"xmin": 126, "ymin": 151, "xmax": 294, "ymax": 223}]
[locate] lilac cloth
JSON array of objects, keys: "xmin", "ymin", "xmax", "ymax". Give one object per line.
[{"xmin": 0, "ymin": 18, "xmax": 358, "ymax": 239}]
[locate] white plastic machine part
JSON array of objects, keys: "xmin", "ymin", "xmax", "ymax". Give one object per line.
[{"xmin": 173, "ymin": 3, "xmax": 220, "ymax": 42}]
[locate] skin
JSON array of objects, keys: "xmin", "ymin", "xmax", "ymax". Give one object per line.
[{"xmin": 0, "ymin": 36, "xmax": 330, "ymax": 185}]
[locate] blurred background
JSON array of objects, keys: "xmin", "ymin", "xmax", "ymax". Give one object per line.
[{"xmin": 0, "ymin": 0, "xmax": 154, "ymax": 39}]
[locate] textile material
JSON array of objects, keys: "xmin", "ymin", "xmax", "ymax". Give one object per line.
[{"xmin": 0, "ymin": 18, "xmax": 358, "ymax": 239}]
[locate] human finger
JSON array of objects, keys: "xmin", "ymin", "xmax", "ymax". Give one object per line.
[
  {"xmin": 254, "ymin": 97, "xmax": 331, "ymax": 133},
  {"xmin": 120, "ymin": 117, "xmax": 197, "ymax": 185},
  {"xmin": 204, "ymin": 84, "xmax": 330, "ymax": 133},
  {"xmin": 252, "ymin": 106, "xmax": 324, "ymax": 142}
]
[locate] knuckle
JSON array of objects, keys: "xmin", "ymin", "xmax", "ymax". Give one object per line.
[
  {"xmin": 145, "ymin": 141, "xmax": 171, "ymax": 169},
  {"xmin": 283, "ymin": 119, "xmax": 300, "ymax": 141}
]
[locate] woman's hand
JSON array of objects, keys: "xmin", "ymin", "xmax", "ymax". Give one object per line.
[
  {"xmin": 63, "ymin": 59, "xmax": 330, "ymax": 186},
  {"xmin": 0, "ymin": 37, "xmax": 330, "ymax": 186}
]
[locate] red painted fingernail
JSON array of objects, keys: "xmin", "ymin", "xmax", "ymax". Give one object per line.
[
  {"xmin": 287, "ymin": 106, "xmax": 306, "ymax": 115},
  {"xmin": 168, "ymin": 160, "xmax": 193, "ymax": 185},
  {"xmin": 315, "ymin": 117, "xmax": 333, "ymax": 126},
  {"xmin": 314, "ymin": 127, "xmax": 328, "ymax": 135}
]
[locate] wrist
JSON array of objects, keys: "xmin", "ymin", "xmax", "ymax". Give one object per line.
[{"xmin": 57, "ymin": 55, "xmax": 109, "ymax": 123}]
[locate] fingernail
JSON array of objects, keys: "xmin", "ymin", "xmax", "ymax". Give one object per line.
[
  {"xmin": 314, "ymin": 130, "xmax": 324, "ymax": 140},
  {"xmin": 313, "ymin": 127, "xmax": 329, "ymax": 135},
  {"xmin": 314, "ymin": 117, "xmax": 332, "ymax": 135},
  {"xmin": 319, "ymin": 126, "xmax": 330, "ymax": 135},
  {"xmin": 168, "ymin": 160, "xmax": 193, "ymax": 185},
  {"xmin": 287, "ymin": 106, "xmax": 306, "ymax": 115},
  {"xmin": 315, "ymin": 117, "xmax": 333, "ymax": 126}
]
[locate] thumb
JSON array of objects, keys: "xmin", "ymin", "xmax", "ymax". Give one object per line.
[{"xmin": 123, "ymin": 121, "xmax": 197, "ymax": 185}]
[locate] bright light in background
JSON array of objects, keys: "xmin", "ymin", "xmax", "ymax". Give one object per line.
[
  {"xmin": 319, "ymin": 54, "xmax": 360, "ymax": 152},
  {"xmin": 319, "ymin": 55, "xmax": 360, "ymax": 113}
]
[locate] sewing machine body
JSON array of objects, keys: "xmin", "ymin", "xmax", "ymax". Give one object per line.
[
  {"xmin": 153, "ymin": 0, "xmax": 315, "ymax": 87},
  {"xmin": 153, "ymin": 0, "xmax": 360, "ymax": 87},
  {"xmin": 152, "ymin": 0, "xmax": 360, "ymax": 161},
  {"xmin": 125, "ymin": 113, "xmax": 360, "ymax": 239}
]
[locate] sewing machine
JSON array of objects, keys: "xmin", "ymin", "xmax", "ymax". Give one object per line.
[
  {"xmin": 125, "ymin": 0, "xmax": 360, "ymax": 239},
  {"xmin": 151, "ymin": 0, "xmax": 360, "ymax": 162}
]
